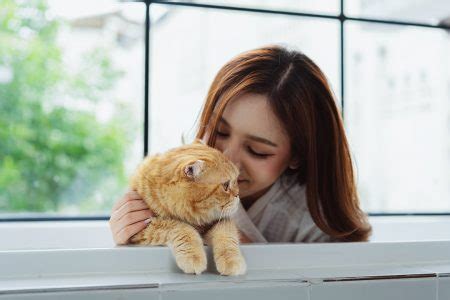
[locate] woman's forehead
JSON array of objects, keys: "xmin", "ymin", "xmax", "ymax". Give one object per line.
[{"xmin": 221, "ymin": 94, "xmax": 289, "ymax": 145}]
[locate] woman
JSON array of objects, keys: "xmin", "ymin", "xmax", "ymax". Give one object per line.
[{"xmin": 109, "ymin": 45, "xmax": 372, "ymax": 245}]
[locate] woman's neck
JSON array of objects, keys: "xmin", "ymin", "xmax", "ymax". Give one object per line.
[{"xmin": 240, "ymin": 185, "xmax": 271, "ymax": 211}]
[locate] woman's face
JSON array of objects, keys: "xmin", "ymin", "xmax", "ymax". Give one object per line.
[{"xmin": 209, "ymin": 93, "xmax": 295, "ymax": 203}]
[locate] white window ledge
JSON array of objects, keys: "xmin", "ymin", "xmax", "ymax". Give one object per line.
[
  {"xmin": 0, "ymin": 216, "xmax": 449, "ymax": 299},
  {"xmin": 0, "ymin": 242, "xmax": 450, "ymax": 299}
]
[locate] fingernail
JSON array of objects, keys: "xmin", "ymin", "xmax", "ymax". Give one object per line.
[{"xmin": 144, "ymin": 218, "xmax": 152, "ymax": 224}]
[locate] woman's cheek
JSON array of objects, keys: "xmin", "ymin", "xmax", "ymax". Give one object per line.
[
  {"xmin": 250, "ymin": 159, "xmax": 278, "ymax": 180},
  {"xmin": 263, "ymin": 157, "xmax": 288, "ymax": 177}
]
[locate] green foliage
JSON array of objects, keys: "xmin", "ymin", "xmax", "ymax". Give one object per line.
[{"xmin": 0, "ymin": 0, "xmax": 130, "ymax": 214}]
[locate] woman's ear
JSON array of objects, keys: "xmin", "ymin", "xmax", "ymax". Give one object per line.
[
  {"xmin": 184, "ymin": 160, "xmax": 204, "ymax": 179},
  {"xmin": 288, "ymin": 157, "xmax": 300, "ymax": 170}
]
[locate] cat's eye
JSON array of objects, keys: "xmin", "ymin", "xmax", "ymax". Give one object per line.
[
  {"xmin": 222, "ymin": 180, "xmax": 230, "ymax": 192},
  {"xmin": 185, "ymin": 166, "xmax": 194, "ymax": 176}
]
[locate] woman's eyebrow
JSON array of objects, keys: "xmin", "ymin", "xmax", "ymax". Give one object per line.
[
  {"xmin": 220, "ymin": 117, "xmax": 278, "ymax": 147},
  {"xmin": 246, "ymin": 134, "xmax": 278, "ymax": 147}
]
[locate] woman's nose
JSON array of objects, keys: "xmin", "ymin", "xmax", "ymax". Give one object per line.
[{"xmin": 222, "ymin": 146, "xmax": 241, "ymax": 169}]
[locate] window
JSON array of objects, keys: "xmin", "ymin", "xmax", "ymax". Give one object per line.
[
  {"xmin": 0, "ymin": 0, "xmax": 449, "ymax": 220},
  {"xmin": 0, "ymin": 0, "xmax": 144, "ymax": 218},
  {"xmin": 345, "ymin": 23, "xmax": 450, "ymax": 213},
  {"xmin": 148, "ymin": 3, "xmax": 339, "ymax": 153}
]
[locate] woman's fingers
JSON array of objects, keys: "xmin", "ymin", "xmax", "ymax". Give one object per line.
[
  {"xmin": 109, "ymin": 189, "xmax": 155, "ymax": 245},
  {"xmin": 111, "ymin": 209, "xmax": 154, "ymax": 235},
  {"xmin": 110, "ymin": 200, "xmax": 150, "ymax": 222},
  {"xmin": 114, "ymin": 220, "xmax": 150, "ymax": 245},
  {"xmin": 111, "ymin": 190, "xmax": 142, "ymax": 212}
]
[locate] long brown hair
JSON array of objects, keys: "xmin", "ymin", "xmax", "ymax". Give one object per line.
[{"xmin": 195, "ymin": 45, "xmax": 372, "ymax": 242}]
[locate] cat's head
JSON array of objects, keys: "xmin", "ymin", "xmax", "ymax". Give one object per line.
[{"xmin": 160, "ymin": 140, "xmax": 240, "ymax": 225}]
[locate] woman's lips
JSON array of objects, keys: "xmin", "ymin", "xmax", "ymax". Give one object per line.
[{"xmin": 238, "ymin": 179, "xmax": 248, "ymax": 183}]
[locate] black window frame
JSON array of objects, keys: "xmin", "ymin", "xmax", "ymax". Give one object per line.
[{"xmin": 1, "ymin": 0, "xmax": 449, "ymax": 222}]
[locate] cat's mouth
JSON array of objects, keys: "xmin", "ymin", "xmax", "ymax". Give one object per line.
[{"xmin": 219, "ymin": 198, "xmax": 239, "ymax": 217}]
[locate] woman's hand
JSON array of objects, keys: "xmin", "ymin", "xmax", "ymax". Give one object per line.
[{"xmin": 109, "ymin": 190, "xmax": 154, "ymax": 245}]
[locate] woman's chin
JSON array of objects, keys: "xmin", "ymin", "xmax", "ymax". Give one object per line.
[
  {"xmin": 239, "ymin": 188, "xmax": 254, "ymax": 202},
  {"xmin": 237, "ymin": 188, "xmax": 251, "ymax": 199}
]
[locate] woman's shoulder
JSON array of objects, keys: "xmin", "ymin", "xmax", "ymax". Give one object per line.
[
  {"xmin": 271, "ymin": 175, "xmax": 333, "ymax": 242},
  {"xmin": 272, "ymin": 174, "xmax": 308, "ymax": 211},
  {"xmin": 262, "ymin": 175, "xmax": 309, "ymax": 229}
]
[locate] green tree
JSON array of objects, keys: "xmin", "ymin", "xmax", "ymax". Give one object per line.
[{"xmin": 0, "ymin": 0, "xmax": 130, "ymax": 214}]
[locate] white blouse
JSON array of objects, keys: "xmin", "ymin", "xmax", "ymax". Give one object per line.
[{"xmin": 232, "ymin": 174, "xmax": 333, "ymax": 243}]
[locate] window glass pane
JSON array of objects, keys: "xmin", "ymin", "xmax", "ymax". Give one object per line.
[
  {"xmin": 0, "ymin": 0, "xmax": 145, "ymax": 217},
  {"xmin": 345, "ymin": 22, "xmax": 450, "ymax": 212},
  {"xmin": 149, "ymin": 4, "xmax": 340, "ymax": 153},
  {"xmin": 163, "ymin": 0, "xmax": 339, "ymax": 15},
  {"xmin": 346, "ymin": 0, "xmax": 450, "ymax": 26}
]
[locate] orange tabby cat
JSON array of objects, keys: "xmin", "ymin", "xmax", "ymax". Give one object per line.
[{"xmin": 129, "ymin": 140, "xmax": 246, "ymax": 276}]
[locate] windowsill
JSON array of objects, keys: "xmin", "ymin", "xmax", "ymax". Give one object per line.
[
  {"xmin": 1, "ymin": 216, "xmax": 449, "ymax": 297},
  {"xmin": 1, "ymin": 242, "xmax": 450, "ymax": 296}
]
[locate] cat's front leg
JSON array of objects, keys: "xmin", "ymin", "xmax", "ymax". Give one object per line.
[
  {"xmin": 205, "ymin": 219, "xmax": 247, "ymax": 276},
  {"xmin": 130, "ymin": 218, "xmax": 207, "ymax": 275}
]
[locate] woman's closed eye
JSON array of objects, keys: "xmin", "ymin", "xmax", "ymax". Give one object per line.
[
  {"xmin": 247, "ymin": 147, "xmax": 272, "ymax": 158},
  {"xmin": 216, "ymin": 131, "xmax": 273, "ymax": 159},
  {"xmin": 216, "ymin": 130, "xmax": 229, "ymax": 137}
]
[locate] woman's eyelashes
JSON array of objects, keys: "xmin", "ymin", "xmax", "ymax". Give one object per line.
[
  {"xmin": 247, "ymin": 147, "xmax": 271, "ymax": 158},
  {"xmin": 215, "ymin": 131, "xmax": 273, "ymax": 159},
  {"xmin": 215, "ymin": 131, "xmax": 229, "ymax": 138}
]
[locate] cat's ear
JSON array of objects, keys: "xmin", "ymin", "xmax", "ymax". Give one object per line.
[{"xmin": 184, "ymin": 160, "xmax": 204, "ymax": 179}]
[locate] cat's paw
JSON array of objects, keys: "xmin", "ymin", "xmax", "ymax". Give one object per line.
[
  {"xmin": 215, "ymin": 251, "xmax": 247, "ymax": 276},
  {"xmin": 129, "ymin": 231, "xmax": 145, "ymax": 244},
  {"xmin": 175, "ymin": 248, "xmax": 207, "ymax": 275}
]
